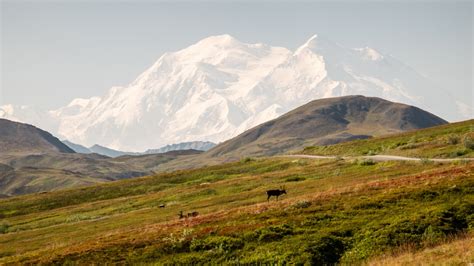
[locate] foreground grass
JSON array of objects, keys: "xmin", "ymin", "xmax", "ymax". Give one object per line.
[
  {"xmin": 369, "ymin": 233, "xmax": 473, "ymax": 265},
  {"xmin": 0, "ymin": 156, "xmax": 472, "ymax": 264},
  {"xmin": 301, "ymin": 119, "xmax": 474, "ymax": 159}
]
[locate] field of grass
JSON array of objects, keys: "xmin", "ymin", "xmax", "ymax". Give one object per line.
[
  {"xmin": 301, "ymin": 119, "xmax": 474, "ymax": 159},
  {"xmin": 0, "ymin": 121, "xmax": 473, "ymax": 264},
  {"xmin": 368, "ymin": 233, "xmax": 473, "ymax": 265}
]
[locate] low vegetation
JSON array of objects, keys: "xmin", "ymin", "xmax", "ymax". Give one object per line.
[
  {"xmin": 0, "ymin": 121, "xmax": 472, "ymax": 264},
  {"xmin": 301, "ymin": 119, "xmax": 474, "ymax": 158}
]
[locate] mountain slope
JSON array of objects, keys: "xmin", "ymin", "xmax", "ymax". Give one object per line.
[
  {"xmin": 62, "ymin": 140, "xmax": 92, "ymax": 154},
  {"xmin": 0, "ymin": 34, "xmax": 465, "ymax": 151},
  {"xmin": 0, "ymin": 151, "xmax": 203, "ymax": 196},
  {"xmin": 0, "ymin": 119, "xmax": 74, "ymax": 154},
  {"xmin": 206, "ymin": 95, "xmax": 447, "ymax": 158}
]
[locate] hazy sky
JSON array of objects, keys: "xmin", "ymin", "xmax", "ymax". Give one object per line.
[{"xmin": 1, "ymin": 1, "xmax": 472, "ymax": 110}]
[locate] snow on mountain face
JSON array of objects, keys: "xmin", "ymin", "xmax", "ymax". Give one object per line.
[{"xmin": 0, "ymin": 34, "xmax": 466, "ymax": 151}]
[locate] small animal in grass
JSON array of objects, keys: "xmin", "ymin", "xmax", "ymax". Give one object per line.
[
  {"xmin": 187, "ymin": 211, "xmax": 199, "ymax": 217},
  {"xmin": 266, "ymin": 187, "xmax": 287, "ymax": 202},
  {"xmin": 178, "ymin": 210, "xmax": 199, "ymax": 219},
  {"xmin": 159, "ymin": 203, "xmax": 166, "ymax": 208}
]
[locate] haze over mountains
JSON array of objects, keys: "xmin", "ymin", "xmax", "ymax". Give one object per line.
[{"xmin": 0, "ymin": 34, "xmax": 465, "ymax": 152}]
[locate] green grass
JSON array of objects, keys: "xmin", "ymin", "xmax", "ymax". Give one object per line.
[
  {"xmin": 0, "ymin": 121, "xmax": 473, "ymax": 264},
  {"xmin": 301, "ymin": 119, "xmax": 474, "ymax": 158}
]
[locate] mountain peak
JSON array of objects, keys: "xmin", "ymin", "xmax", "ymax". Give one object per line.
[
  {"xmin": 294, "ymin": 34, "xmax": 318, "ymax": 55},
  {"xmin": 294, "ymin": 34, "xmax": 340, "ymax": 55},
  {"xmin": 194, "ymin": 34, "xmax": 242, "ymax": 48}
]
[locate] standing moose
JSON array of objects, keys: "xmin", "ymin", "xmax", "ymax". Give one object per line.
[{"xmin": 266, "ymin": 187, "xmax": 287, "ymax": 201}]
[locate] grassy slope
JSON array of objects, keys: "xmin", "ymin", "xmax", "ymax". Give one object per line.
[
  {"xmin": 0, "ymin": 152, "xmax": 201, "ymax": 196},
  {"xmin": 300, "ymin": 119, "xmax": 474, "ymax": 158},
  {"xmin": 0, "ymin": 122, "xmax": 473, "ymax": 264},
  {"xmin": 368, "ymin": 233, "xmax": 473, "ymax": 265}
]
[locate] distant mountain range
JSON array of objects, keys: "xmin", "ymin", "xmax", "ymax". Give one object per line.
[
  {"xmin": 145, "ymin": 141, "xmax": 216, "ymax": 154},
  {"xmin": 62, "ymin": 140, "xmax": 216, "ymax": 158},
  {"xmin": 0, "ymin": 34, "xmax": 467, "ymax": 151}
]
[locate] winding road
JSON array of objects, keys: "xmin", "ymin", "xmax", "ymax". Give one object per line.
[{"xmin": 283, "ymin": 154, "xmax": 474, "ymax": 162}]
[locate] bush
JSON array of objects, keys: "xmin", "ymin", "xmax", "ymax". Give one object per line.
[
  {"xmin": 463, "ymin": 132, "xmax": 474, "ymax": 150},
  {"xmin": 241, "ymin": 157, "xmax": 256, "ymax": 163},
  {"xmin": 293, "ymin": 200, "xmax": 312, "ymax": 209},
  {"xmin": 0, "ymin": 223, "xmax": 9, "ymax": 234},
  {"xmin": 449, "ymin": 149, "xmax": 469, "ymax": 157},
  {"xmin": 347, "ymin": 203, "xmax": 473, "ymax": 261},
  {"xmin": 285, "ymin": 176, "xmax": 306, "ymax": 182},
  {"xmin": 161, "ymin": 229, "xmax": 194, "ymax": 253},
  {"xmin": 398, "ymin": 143, "xmax": 418, "ymax": 150},
  {"xmin": 420, "ymin": 158, "xmax": 433, "ymax": 165},
  {"xmin": 357, "ymin": 159, "xmax": 376, "ymax": 166},
  {"xmin": 366, "ymin": 150, "xmax": 377, "ymax": 156},
  {"xmin": 256, "ymin": 224, "xmax": 293, "ymax": 242},
  {"xmin": 447, "ymin": 134, "xmax": 460, "ymax": 145},
  {"xmin": 190, "ymin": 236, "xmax": 243, "ymax": 253},
  {"xmin": 305, "ymin": 235, "xmax": 346, "ymax": 265}
]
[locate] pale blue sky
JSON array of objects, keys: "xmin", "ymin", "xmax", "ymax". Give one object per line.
[{"xmin": 1, "ymin": 1, "xmax": 472, "ymax": 110}]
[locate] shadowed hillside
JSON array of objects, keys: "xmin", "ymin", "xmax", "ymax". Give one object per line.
[{"xmin": 0, "ymin": 119, "xmax": 74, "ymax": 154}]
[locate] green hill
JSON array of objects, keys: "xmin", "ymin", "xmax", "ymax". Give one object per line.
[
  {"xmin": 0, "ymin": 120, "xmax": 472, "ymax": 264},
  {"xmin": 207, "ymin": 95, "xmax": 447, "ymax": 159},
  {"xmin": 301, "ymin": 119, "xmax": 474, "ymax": 158}
]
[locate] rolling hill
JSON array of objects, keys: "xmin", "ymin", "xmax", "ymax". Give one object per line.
[
  {"xmin": 0, "ymin": 150, "xmax": 203, "ymax": 197},
  {"xmin": 0, "ymin": 119, "xmax": 204, "ymax": 196},
  {"xmin": 207, "ymin": 95, "xmax": 447, "ymax": 159},
  {"xmin": 0, "ymin": 118, "xmax": 74, "ymax": 154},
  {"xmin": 0, "ymin": 119, "xmax": 472, "ymax": 264}
]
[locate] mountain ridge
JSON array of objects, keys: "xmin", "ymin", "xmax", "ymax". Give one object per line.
[
  {"xmin": 62, "ymin": 140, "xmax": 217, "ymax": 157},
  {"xmin": 0, "ymin": 34, "xmax": 465, "ymax": 151}
]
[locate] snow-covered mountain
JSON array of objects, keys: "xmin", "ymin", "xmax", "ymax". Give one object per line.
[{"xmin": 1, "ymin": 34, "xmax": 466, "ymax": 151}]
